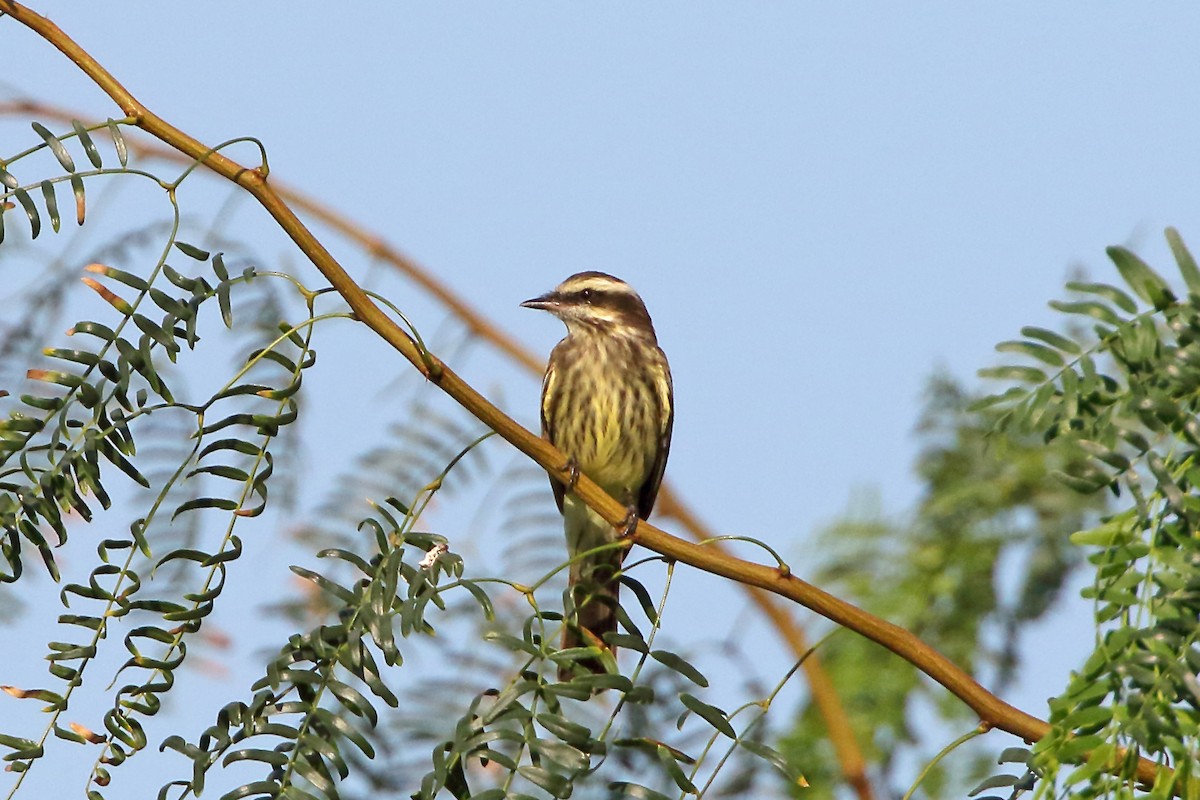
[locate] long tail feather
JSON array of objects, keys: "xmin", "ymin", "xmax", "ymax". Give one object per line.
[{"xmin": 561, "ymin": 547, "xmax": 622, "ymax": 679}]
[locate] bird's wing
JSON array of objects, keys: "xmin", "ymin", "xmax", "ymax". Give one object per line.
[
  {"xmin": 638, "ymin": 357, "xmax": 674, "ymax": 519},
  {"xmin": 540, "ymin": 357, "xmax": 566, "ymax": 513}
]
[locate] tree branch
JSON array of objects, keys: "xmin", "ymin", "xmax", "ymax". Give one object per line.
[
  {"xmin": 0, "ymin": 95, "xmax": 875, "ymax": 799},
  {"xmin": 0, "ymin": 2, "xmax": 1167, "ymax": 791}
]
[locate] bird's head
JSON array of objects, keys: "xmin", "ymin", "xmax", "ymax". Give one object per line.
[{"xmin": 521, "ymin": 271, "xmax": 657, "ymax": 339}]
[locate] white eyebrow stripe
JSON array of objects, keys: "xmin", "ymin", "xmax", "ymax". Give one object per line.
[{"xmin": 559, "ymin": 274, "xmax": 635, "ymax": 295}]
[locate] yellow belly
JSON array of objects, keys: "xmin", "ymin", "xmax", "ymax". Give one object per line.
[{"xmin": 549, "ymin": 354, "xmax": 660, "ymax": 505}]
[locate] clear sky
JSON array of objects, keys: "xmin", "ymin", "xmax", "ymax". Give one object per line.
[{"xmin": 4, "ymin": 3, "xmax": 1200, "ymax": 797}]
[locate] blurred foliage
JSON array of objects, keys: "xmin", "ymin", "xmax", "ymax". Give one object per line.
[
  {"xmin": 785, "ymin": 230, "xmax": 1200, "ymax": 798},
  {"xmin": 780, "ymin": 373, "xmax": 1106, "ymax": 797}
]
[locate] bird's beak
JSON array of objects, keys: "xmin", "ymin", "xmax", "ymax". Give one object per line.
[{"xmin": 520, "ymin": 291, "xmax": 558, "ymax": 312}]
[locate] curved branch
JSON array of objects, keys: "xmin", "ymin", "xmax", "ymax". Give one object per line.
[
  {"xmin": 0, "ymin": 2, "xmax": 1168, "ymax": 792},
  {"xmin": 0, "ymin": 97, "xmax": 873, "ymax": 798}
]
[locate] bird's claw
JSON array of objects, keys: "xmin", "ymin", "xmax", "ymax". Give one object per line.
[
  {"xmin": 619, "ymin": 505, "xmax": 640, "ymax": 538},
  {"xmin": 561, "ymin": 457, "xmax": 581, "ymax": 491}
]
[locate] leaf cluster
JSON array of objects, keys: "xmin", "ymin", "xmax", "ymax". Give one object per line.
[
  {"xmin": 782, "ymin": 374, "xmax": 1103, "ymax": 798},
  {"xmin": 0, "ymin": 120, "xmax": 322, "ymax": 797},
  {"xmin": 977, "ymin": 229, "xmax": 1200, "ymax": 797}
]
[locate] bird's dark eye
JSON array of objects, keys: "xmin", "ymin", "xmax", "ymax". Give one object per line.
[{"xmin": 580, "ymin": 289, "xmax": 593, "ymax": 302}]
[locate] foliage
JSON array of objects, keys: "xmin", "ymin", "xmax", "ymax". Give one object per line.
[
  {"xmin": 967, "ymin": 229, "xmax": 1200, "ymax": 798},
  {"xmin": 782, "ymin": 374, "xmax": 1106, "ymax": 797},
  {"xmin": 784, "ymin": 229, "xmax": 1200, "ymax": 797},
  {"xmin": 0, "ymin": 119, "xmax": 799, "ymax": 800}
]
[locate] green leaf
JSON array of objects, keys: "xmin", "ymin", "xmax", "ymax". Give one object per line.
[
  {"xmin": 217, "ymin": 281, "xmax": 233, "ymax": 328},
  {"xmin": 73, "ymin": 121, "xmax": 103, "ymax": 168},
  {"xmin": 1165, "ymin": 227, "xmax": 1200, "ymax": 294},
  {"xmin": 1146, "ymin": 451, "xmax": 1185, "ymax": 509},
  {"xmin": 656, "ymin": 742, "xmax": 698, "ymax": 793},
  {"xmin": 1066, "ymin": 280, "xmax": 1139, "ymax": 313},
  {"xmin": 606, "ymin": 783, "xmax": 672, "ymax": 800},
  {"xmin": 484, "ymin": 631, "xmax": 540, "ymax": 657},
  {"xmin": 679, "ymin": 693, "xmax": 736, "ymax": 738},
  {"xmin": 132, "ymin": 313, "xmax": 178, "ymax": 354},
  {"xmin": 741, "ymin": 739, "xmax": 807, "ymax": 786},
  {"xmin": 32, "ymin": 121, "xmax": 76, "ymax": 172},
  {"xmin": 978, "ymin": 365, "xmax": 1048, "ymax": 384},
  {"xmin": 221, "ymin": 748, "xmax": 289, "ymax": 767},
  {"xmin": 966, "ymin": 386, "xmax": 1028, "ymax": 412},
  {"xmin": 326, "ymin": 679, "xmax": 379, "ymax": 725},
  {"xmin": 993, "ymin": 748, "xmax": 1032, "ymax": 767},
  {"xmin": 52, "ymin": 724, "xmax": 89, "ymax": 744},
  {"xmin": 535, "ymin": 713, "xmax": 594, "ymax": 749},
  {"xmin": 996, "ymin": 340, "xmax": 1064, "ymax": 366},
  {"xmin": 0, "ymin": 732, "xmax": 41, "ymax": 756},
  {"xmin": 69, "ymin": 175, "xmax": 85, "ymax": 226},
  {"xmin": 458, "ymin": 579, "xmax": 494, "ymax": 620},
  {"xmin": 1049, "ymin": 299, "xmax": 1122, "ymax": 326},
  {"xmin": 620, "ymin": 575, "xmax": 659, "ymax": 625},
  {"xmin": 149, "ymin": 287, "xmax": 189, "ymax": 318},
  {"xmin": 1020, "ymin": 325, "xmax": 1082, "ymax": 355},
  {"xmin": 188, "ymin": 464, "xmax": 251, "ymax": 482},
  {"xmin": 40, "ymin": 180, "xmax": 60, "ymax": 233},
  {"xmin": 313, "ymin": 708, "xmax": 375, "ymax": 759},
  {"xmin": 107, "ymin": 119, "xmax": 128, "ymax": 167},
  {"xmin": 1074, "ymin": 439, "xmax": 1130, "ymax": 472},
  {"xmin": 93, "ymin": 265, "xmax": 149, "ymax": 291},
  {"xmin": 970, "ymin": 773, "xmax": 1019, "ymax": 795},
  {"xmin": 607, "ymin": 633, "xmax": 650, "ymax": 654},
  {"xmin": 517, "ymin": 765, "xmax": 571, "ymax": 798},
  {"xmin": 289, "ymin": 566, "xmax": 358, "ymax": 604},
  {"xmin": 175, "ymin": 241, "xmax": 210, "ymax": 260},
  {"xmin": 219, "ymin": 780, "xmax": 282, "ymax": 800},
  {"xmin": 98, "ymin": 439, "xmax": 150, "ymax": 487},
  {"xmin": 1107, "ymin": 245, "xmax": 1175, "ymax": 309},
  {"xmin": 46, "ymin": 642, "xmax": 97, "ymax": 661},
  {"xmin": 172, "ymin": 497, "xmax": 240, "ymax": 516},
  {"xmin": 13, "ymin": 187, "xmax": 40, "ymax": 239},
  {"xmin": 1052, "ymin": 469, "xmax": 1111, "ymax": 494},
  {"xmin": 650, "ymin": 650, "xmax": 708, "ymax": 687},
  {"xmin": 1069, "ymin": 517, "xmax": 1135, "ymax": 547},
  {"xmin": 59, "ymin": 613, "xmax": 104, "ymax": 630},
  {"xmin": 1061, "ymin": 704, "xmax": 1112, "ymax": 730}
]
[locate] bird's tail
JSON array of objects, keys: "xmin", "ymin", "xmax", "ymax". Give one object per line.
[
  {"xmin": 559, "ymin": 500, "xmax": 624, "ymax": 680},
  {"xmin": 561, "ymin": 546, "xmax": 622, "ymax": 680}
]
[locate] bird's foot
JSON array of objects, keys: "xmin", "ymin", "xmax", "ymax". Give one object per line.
[
  {"xmin": 619, "ymin": 504, "xmax": 641, "ymax": 538},
  {"xmin": 560, "ymin": 457, "xmax": 581, "ymax": 491}
]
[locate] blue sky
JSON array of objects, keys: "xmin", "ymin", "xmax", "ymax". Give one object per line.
[{"xmin": 4, "ymin": 3, "xmax": 1200, "ymax": 797}]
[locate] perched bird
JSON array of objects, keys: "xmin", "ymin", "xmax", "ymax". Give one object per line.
[{"xmin": 522, "ymin": 272, "xmax": 674, "ymax": 679}]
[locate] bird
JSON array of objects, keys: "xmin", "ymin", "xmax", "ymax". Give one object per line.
[{"xmin": 521, "ymin": 271, "xmax": 674, "ymax": 679}]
